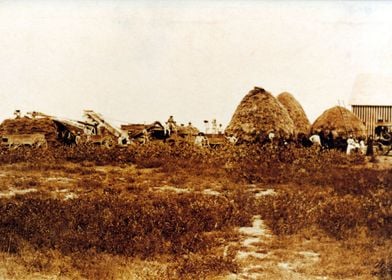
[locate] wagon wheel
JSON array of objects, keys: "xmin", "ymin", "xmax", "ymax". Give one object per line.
[{"xmin": 380, "ymin": 132, "xmax": 392, "ymax": 143}]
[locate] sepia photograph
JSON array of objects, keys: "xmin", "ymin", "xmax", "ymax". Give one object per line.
[{"xmin": 0, "ymin": 1, "xmax": 391, "ymax": 279}]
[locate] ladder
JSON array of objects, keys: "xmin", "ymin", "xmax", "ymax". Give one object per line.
[
  {"xmin": 337, "ymin": 100, "xmax": 352, "ymax": 135},
  {"xmin": 83, "ymin": 110, "xmax": 125, "ymax": 138}
]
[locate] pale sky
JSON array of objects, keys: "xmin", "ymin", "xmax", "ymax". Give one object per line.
[{"xmin": 1, "ymin": 0, "xmax": 391, "ymax": 130}]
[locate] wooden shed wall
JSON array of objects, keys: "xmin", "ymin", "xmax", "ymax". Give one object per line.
[{"xmin": 351, "ymin": 105, "xmax": 392, "ymax": 136}]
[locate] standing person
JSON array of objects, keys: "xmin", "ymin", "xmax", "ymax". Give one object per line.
[
  {"xmin": 346, "ymin": 135, "xmax": 357, "ymax": 155},
  {"xmin": 297, "ymin": 133, "xmax": 311, "ymax": 147},
  {"xmin": 366, "ymin": 135, "xmax": 374, "ymax": 157},
  {"xmin": 267, "ymin": 130, "xmax": 275, "ymax": 144},
  {"xmin": 309, "ymin": 134, "xmax": 321, "ymax": 147},
  {"xmin": 142, "ymin": 128, "xmax": 149, "ymax": 144},
  {"xmin": 75, "ymin": 132, "xmax": 82, "ymax": 145},
  {"xmin": 195, "ymin": 132, "xmax": 207, "ymax": 147},
  {"xmin": 211, "ymin": 119, "xmax": 218, "ymax": 134},
  {"xmin": 266, "ymin": 130, "xmax": 276, "ymax": 148},
  {"xmin": 359, "ymin": 137, "xmax": 366, "ymax": 155},
  {"xmin": 326, "ymin": 130, "xmax": 335, "ymax": 149},
  {"xmin": 268, "ymin": 130, "xmax": 275, "ymax": 141},
  {"xmin": 218, "ymin": 124, "xmax": 224, "ymax": 134},
  {"xmin": 318, "ymin": 131, "xmax": 326, "ymax": 149}
]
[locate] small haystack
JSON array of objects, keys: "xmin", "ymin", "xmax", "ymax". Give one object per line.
[
  {"xmin": 225, "ymin": 87, "xmax": 295, "ymax": 142},
  {"xmin": 277, "ymin": 92, "xmax": 311, "ymax": 135},
  {"xmin": 311, "ymin": 106, "xmax": 366, "ymax": 137},
  {"xmin": 0, "ymin": 117, "xmax": 59, "ymax": 145},
  {"xmin": 179, "ymin": 125, "xmax": 199, "ymax": 136}
]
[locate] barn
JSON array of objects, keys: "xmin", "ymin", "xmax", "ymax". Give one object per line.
[
  {"xmin": 351, "ymin": 105, "xmax": 392, "ymax": 136},
  {"xmin": 350, "ymin": 74, "xmax": 392, "ymax": 136}
]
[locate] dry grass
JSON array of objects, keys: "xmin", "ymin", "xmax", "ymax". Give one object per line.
[{"xmin": 0, "ymin": 144, "xmax": 390, "ymax": 279}]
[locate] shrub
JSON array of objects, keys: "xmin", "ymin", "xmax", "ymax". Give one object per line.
[
  {"xmin": 0, "ymin": 191, "xmax": 253, "ymax": 258},
  {"xmin": 256, "ymin": 185, "xmax": 391, "ymax": 239}
]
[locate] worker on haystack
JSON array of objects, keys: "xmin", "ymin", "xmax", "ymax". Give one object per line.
[
  {"xmin": 14, "ymin": 110, "xmax": 21, "ymax": 119},
  {"xmin": 163, "ymin": 122, "xmax": 171, "ymax": 136},
  {"xmin": 186, "ymin": 122, "xmax": 195, "ymax": 139},
  {"xmin": 187, "ymin": 122, "xmax": 194, "ymax": 130},
  {"xmin": 180, "ymin": 123, "xmax": 185, "ymax": 132},
  {"xmin": 167, "ymin": 116, "xmax": 176, "ymax": 133}
]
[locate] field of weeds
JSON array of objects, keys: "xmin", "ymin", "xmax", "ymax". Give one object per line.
[{"xmin": 0, "ymin": 143, "xmax": 390, "ymax": 279}]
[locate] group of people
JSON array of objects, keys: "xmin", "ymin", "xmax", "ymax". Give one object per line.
[
  {"xmin": 346, "ymin": 135, "xmax": 368, "ymax": 155},
  {"xmin": 251, "ymin": 129, "xmax": 379, "ymax": 157},
  {"xmin": 194, "ymin": 132, "xmax": 209, "ymax": 147},
  {"xmin": 141, "ymin": 116, "xmax": 239, "ymax": 147},
  {"xmin": 140, "ymin": 116, "xmax": 385, "ymax": 157},
  {"xmin": 307, "ymin": 131, "xmax": 375, "ymax": 156}
]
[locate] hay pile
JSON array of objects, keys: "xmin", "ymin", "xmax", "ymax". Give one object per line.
[
  {"xmin": 179, "ymin": 125, "xmax": 199, "ymax": 136},
  {"xmin": 121, "ymin": 124, "xmax": 145, "ymax": 135},
  {"xmin": 225, "ymin": 87, "xmax": 295, "ymax": 142},
  {"xmin": 311, "ymin": 106, "xmax": 366, "ymax": 137},
  {"xmin": 0, "ymin": 117, "xmax": 59, "ymax": 144},
  {"xmin": 277, "ymin": 92, "xmax": 310, "ymax": 135}
]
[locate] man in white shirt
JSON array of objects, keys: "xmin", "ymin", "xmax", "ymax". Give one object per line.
[
  {"xmin": 346, "ymin": 136, "xmax": 359, "ymax": 155},
  {"xmin": 195, "ymin": 133, "xmax": 209, "ymax": 147},
  {"xmin": 309, "ymin": 134, "xmax": 321, "ymax": 146}
]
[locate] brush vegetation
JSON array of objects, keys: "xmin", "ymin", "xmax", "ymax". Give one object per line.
[{"xmin": 0, "ymin": 143, "xmax": 390, "ymax": 279}]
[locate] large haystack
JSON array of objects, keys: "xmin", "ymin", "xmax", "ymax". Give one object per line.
[
  {"xmin": 311, "ymin": 106, "xmax": 366, "ymax": 137},
  {"xmin": 0, "ymin": 117, "xmax": 59, "ymax": 145},
  {"xmin": 277, "ymin": 92, "xmax": 311, "ymax": 135},
  {"xmin": 225, "ymin": 87, "xmax": 295, "ymax": 142}
]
